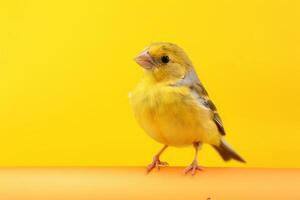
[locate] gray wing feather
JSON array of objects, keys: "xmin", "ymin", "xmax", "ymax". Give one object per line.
[
  {"xmin": 175, "ymin": 68, "xmax": 226, "ymax": 136},
  {"xmin": 213, "ymin": 113, "xmax": 226, "ymax": 136}
]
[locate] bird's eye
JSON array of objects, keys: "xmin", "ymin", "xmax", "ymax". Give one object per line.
[{"xmin": 161, "ymin": 55, "xmax": 169, "ymax": 64}]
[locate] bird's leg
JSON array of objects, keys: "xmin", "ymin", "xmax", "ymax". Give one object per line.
[
  {"xmin": 184, "ymin": 142, "xmax": 203, "ymax": 175},
  {"xmin": 147, "ymin": 145, "xmax": 168, "ymax": 173}
]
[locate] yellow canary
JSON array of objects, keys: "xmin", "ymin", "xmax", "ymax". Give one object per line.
[{"xmin": 130, "ymin": 42, "xmax": 245, "ymax": 175}]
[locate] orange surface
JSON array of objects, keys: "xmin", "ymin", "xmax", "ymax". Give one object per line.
[{"xmin": 0, "ymin": 167, "xmax": 299, "ymax": 200}]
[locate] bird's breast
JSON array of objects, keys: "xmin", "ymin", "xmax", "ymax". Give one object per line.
[{"xmin": 130, "ymin": 83, "xmax": 216, "ymax": 146}]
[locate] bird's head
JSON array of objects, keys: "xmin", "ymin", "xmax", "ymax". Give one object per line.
[{"xmin": 134, "ymin": 42, "xmax": 193, "ymax": 82}]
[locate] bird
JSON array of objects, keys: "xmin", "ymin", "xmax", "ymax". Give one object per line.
[{"xmin": 129, "ymin": 42, "xmax": 245, "ymax": 175}]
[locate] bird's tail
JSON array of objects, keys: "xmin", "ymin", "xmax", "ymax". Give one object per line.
[{"xmin": 212, "ymin": 138, "xmax": 246, "ymax": 163}]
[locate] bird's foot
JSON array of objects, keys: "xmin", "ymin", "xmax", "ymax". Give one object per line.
[
  {"xmin": 146, "ymin": 155, "xmax": 169, "ymax": 173},
  {"xmin": 184, "ymin": 161, "xmax": 203, "ymax": 175}
]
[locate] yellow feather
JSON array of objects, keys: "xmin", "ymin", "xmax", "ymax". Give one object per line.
[{"xmin": 130, "ymin": 74, "xmax": 221, "ymax": 147}]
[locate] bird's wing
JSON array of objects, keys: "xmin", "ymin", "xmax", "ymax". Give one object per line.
[{"xmin": 175, "ymin": 69, "xmax": 226, "ymax": 136}]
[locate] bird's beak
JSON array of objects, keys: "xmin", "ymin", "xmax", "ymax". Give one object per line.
[{"xmin": 134, "ymin": 50, "xmax": 155, "ymax": 70}]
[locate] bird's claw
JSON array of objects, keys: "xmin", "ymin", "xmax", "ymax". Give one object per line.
[
  {"xmin": 146, "ymin": 156, "xmax": 169, "ymax": 173},
  {"xmin": 184, "ymin": 161, "xmax": 203, "ymax": 175}
]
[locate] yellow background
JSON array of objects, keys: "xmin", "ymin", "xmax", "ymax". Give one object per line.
[{"xmin": 0, "ymin": 0, "xmax": 299, "ymax": 167}]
